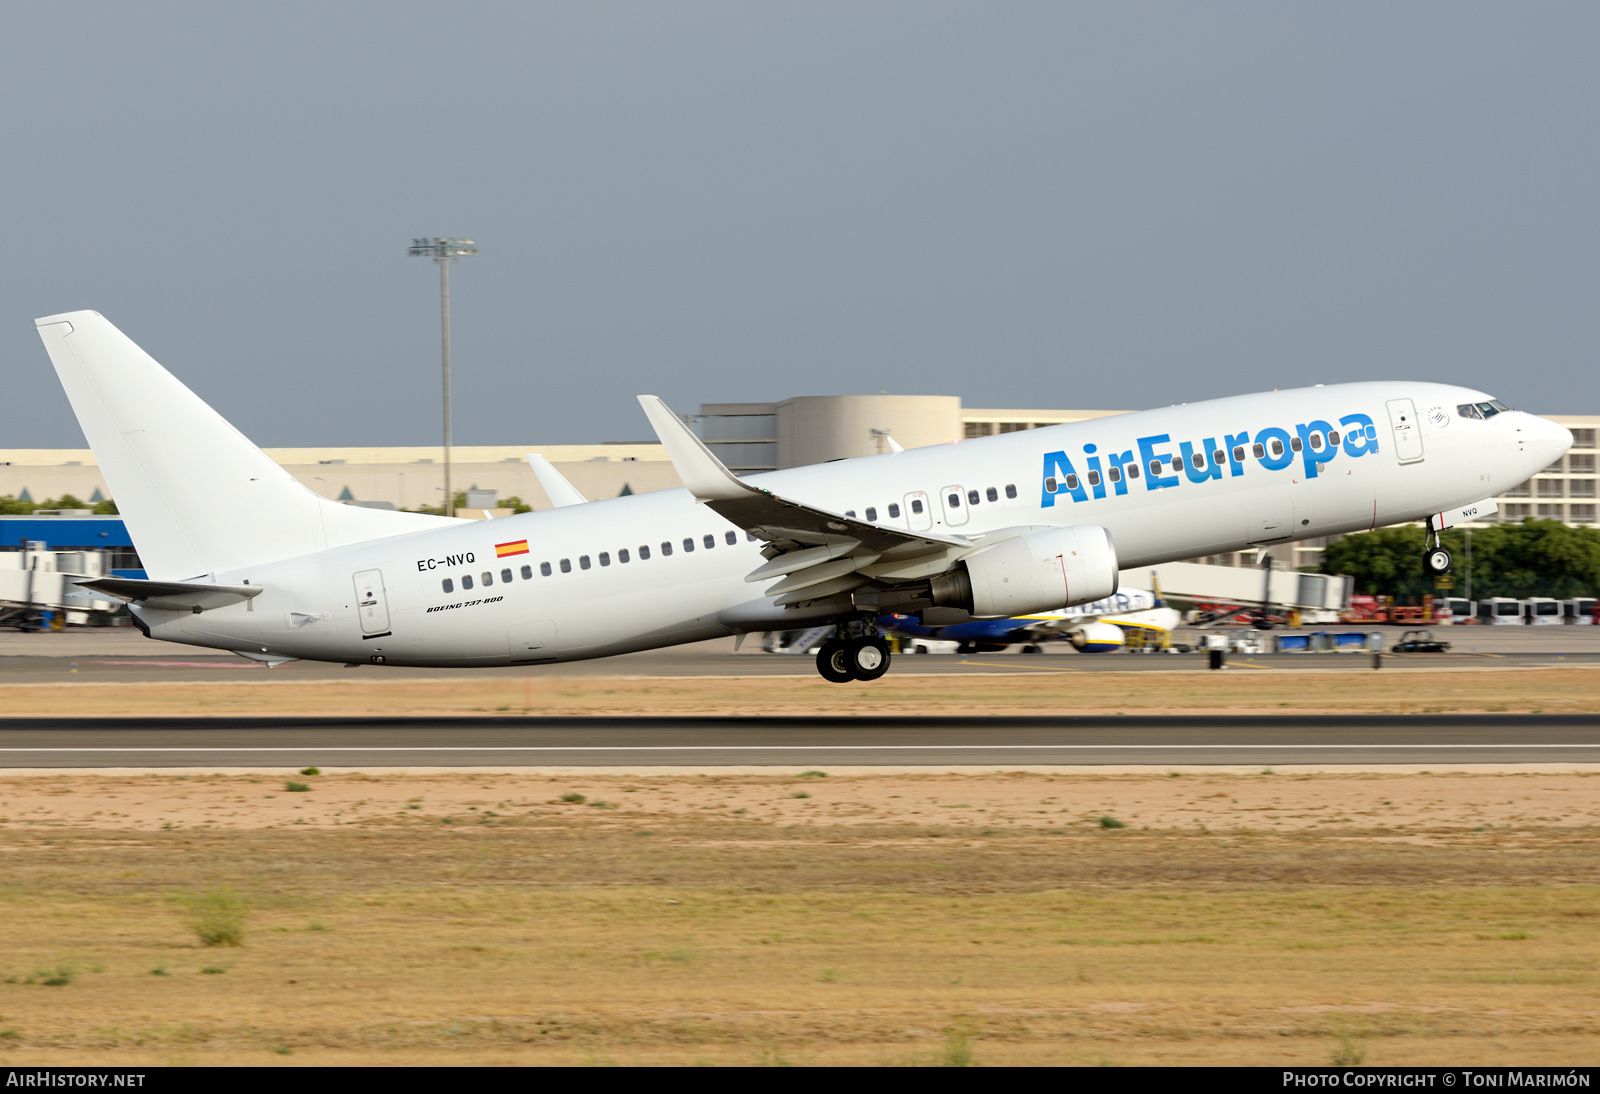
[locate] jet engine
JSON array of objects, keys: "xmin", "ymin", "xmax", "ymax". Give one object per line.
[
  {"xmin": 1068, "ymin": 621, "xmax": 1126, "ymax": 653},
  {"xmin": 929, "ymin": 525, "xmax": 1119, "ymax": 617}
]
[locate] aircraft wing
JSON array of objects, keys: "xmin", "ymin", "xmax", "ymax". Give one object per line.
[
  {"xmin": 637, "ymin": 395, "xmax": 971, "ymax": 605},
  {"xmin": 525, "ymin": 453, "xmax": 589, "ymax": 507}
]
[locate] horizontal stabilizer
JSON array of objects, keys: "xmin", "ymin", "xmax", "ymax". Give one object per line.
[{"xmin": 76, "ymin": 576, "xmax": 261, "ymax": 613}]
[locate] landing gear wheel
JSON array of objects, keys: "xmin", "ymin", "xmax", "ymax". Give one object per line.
[
  {"xmin": 846, "ymin": 636, "xmax": 892, "ymax": 681},
  {"xmin": 1020, "ymin": 643, "xmax": 1043, "ymax": 655},
  {"xmin": 816, "ymin": 639, "xmax": 856, "ymax": 683},
  {"xmin": 1423, "ymin": 546, "xmax": 1453, "ymax": 576}
]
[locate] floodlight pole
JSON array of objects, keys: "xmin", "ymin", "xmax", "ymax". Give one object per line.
[{"xmin": 408, "ymin": 238, "xmax": 478, "ymax": 517}]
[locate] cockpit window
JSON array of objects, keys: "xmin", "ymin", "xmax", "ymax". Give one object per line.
[{"xmin": 1460, "ymin": 400, "xmax": 1512, "ymax": 420}]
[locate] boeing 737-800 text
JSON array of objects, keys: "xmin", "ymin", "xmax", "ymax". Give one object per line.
[{"xmin": 38, "ymin": 311, "xmax": 1570, "ymax": 682}]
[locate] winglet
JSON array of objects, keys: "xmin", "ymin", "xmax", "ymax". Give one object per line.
[
  {"xmin": 525, "ymin": 453, "xmax": 589, "ymax": 507},
  {"xmin": 636, "ymin": 395, "xmax": 759, "ymax": 502},
  {"xmin": 886, "ymin": 435, "xmax": 904, "ymax": 454}
]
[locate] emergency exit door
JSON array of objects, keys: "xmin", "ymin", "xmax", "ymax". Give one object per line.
[
  {"xmin": 1386, "ymin": 398, "xmax": 1425, "ymax": 464},
  {"xmin": 353, "ymin": 570, "xmax": 390, "ymax": 635}
]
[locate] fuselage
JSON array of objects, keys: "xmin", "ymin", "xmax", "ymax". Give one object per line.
[{"xmin": 140, "ymin": 381, "xmax": 1570, "ymax": 667}]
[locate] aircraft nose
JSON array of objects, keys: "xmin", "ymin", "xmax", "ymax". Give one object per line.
[{"xmin": 1513, "ymin": 412, "xmax": 1572, "ymax": 468}]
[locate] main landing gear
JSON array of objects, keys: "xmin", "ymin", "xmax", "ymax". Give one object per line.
[
  {"xmin": 1421, "ymin": 517, "xmax": 1453, "ymax": 577},
  {"xmin": 816, "ymin": 626, "xmax": 892, "ymax": 683}
]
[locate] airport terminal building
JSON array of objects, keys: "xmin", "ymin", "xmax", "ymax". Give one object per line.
[{"xmin": 2, "ymin": 396, "xmax": 1594, "ymax": 574}]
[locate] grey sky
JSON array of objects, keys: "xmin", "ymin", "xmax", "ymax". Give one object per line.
[{"xmin": 2, "ymin": 2, "xmax": 1595, "ymax": 448}]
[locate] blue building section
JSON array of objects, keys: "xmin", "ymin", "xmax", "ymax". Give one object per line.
[{"xmin": 0, "ymin": 516, "xmax": 145, "ymax": 578}]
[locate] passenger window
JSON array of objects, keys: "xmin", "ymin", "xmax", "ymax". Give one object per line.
[
  {"xmin": 704, "ymin": 534, "xmax": 715, "ymax": 549},
  {"xmin": 1004, "ymin": 484, "xmax": 1017, "ymax": 498},
  {"xmin": 725, "ymin": 531, "xmax": 737, "ymax": 545},
  {"xmin": 1290, "ymin": 437, "xmax": 1303, "ymax": 452},
  {"xmin": 520, "ymin": 565, "xmax": 532, "ymax": 580},
  {"xmin": 481, "ymin": 572, "xmax": 493, "ymax": 586},
  {"xmin": 540, "ymin": 562, "xmax": 552, "ymax": 577},
  {"xmin": 865, "ymin": 507, "xmax": 878, "ymax": 521},
  {"xmin": 462, "ymin": 574, "xmax": 474, "ymax": 590},
  {"xmin": 911, "ymin": 499, "xmax": 924, "ymax": 514},
  {"xmin": 442, "ymin": 578, "xmax": 454, "ymax": 593},
  {"xmin": 1064, "ymin": 475, "xmax": 1079, "ymax": 491},
  {"xmin": 1328, "ymin": 430, "xmax": 1340, "ymax": 446},
  {"xmin": 1126, "ymin": 464, "xmax": 1139, "ymax": 479},
  {"xmin": 1148, "ymin": 460, "xmax": 1163, "ymax": 476},
  {"xmin": 947, "ymin": 493, "xmax": 961, "ymax": 508},
  {"xmin": 640, "ymin": 545, "xmax": 651, "ymax": 559},
  {"xmin": 580, "ymin": 555, "xmax": 591, "ymax": 569},
  {"xmin": 986, "ymin": 487, "xmax": 998, "ymax": 502},
  {"xmin": 661, "ymin": 542, "xmax": 673, "ymax": 556},
  {"xmin": 1233, "ymin": 446, "xmax": 1246, "ymax": 463},
  {"xmin": 1107, "ymin": 466, "xmax": 1121, "ymax": 483},
  {"xmin": 1046, "ymin": 477, "xmax": 1059, "ymax": 493},
  {"xmin": 967, "ymin": 489, "xmax": 980, "ymax": 505},
  {"xmin": 1309, "ymin": 433, "xmax": 1323, "ymax": 451},
  {"xmin": 1270, "ymin": 440, "xmax": 1283, "ymax": 457},
  {"xmin": 845, "ymin": 510, "xmax": 856, "ymax": 518},
  {"xmin": 889, "ymin": 503, "xmax": 901, "ymax": 517},
  {"xmin": 1171, "ymin": 457, "xmax": 1183, "ymax": 471},
  {"xmin": 619, "ymin": 548, "xmax": 630, "ymax": 563},
  {"xmin": 746, "ymin": 532, "xmax": 758, "ymax": 541},
  {"xmin": 599, "ymin": 552, "xmax": 610, "ymax": 566},
  {"xmin": 682, "ymin": 538, "xmax": 694, "ymax": 553},
  {"xmin": 1254, "ymin": 443, "xmax": 1266, "ymax": 458},
  {"xmin": 560, "ymin": 558, "xmax": 572, "ymax": 573},
  {"xmin": 1190, "ymin": 453, "xmax": 1203, "ymax": 470},
  {"xmin": 1211, "ymin": 449, "xmax": 1225, "ymax": 465},
  {"xmin": 1085, "ymin": 471, "xmax": 1099, "ymax": 488},
  {"xmin": 501, "ymin": 568, "xmax": 512, "ymax": 583}
]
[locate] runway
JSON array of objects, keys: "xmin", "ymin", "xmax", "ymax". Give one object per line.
[{"xmin": 1, "ymin": 713, "xmax": 1596, "ymax": 767}]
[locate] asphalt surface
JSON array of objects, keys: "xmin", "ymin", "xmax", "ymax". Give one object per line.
[
  {"xmin": 1, "ymin": 714, "xmax": 1596, "ymax": 767},
  {"xmin": 2, "ymin": 642, "xmax": 1599, "ymax": 683}
]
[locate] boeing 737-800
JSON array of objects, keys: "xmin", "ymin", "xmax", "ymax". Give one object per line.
[{"xmin": 39, "ymin": 311, "xmax": 1569, "ymax": 683}]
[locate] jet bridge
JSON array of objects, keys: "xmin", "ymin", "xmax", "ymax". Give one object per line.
[
  {"xmin": 0, "ymin": 546, "xmax": 118, "ymax": 627},
  {"xmin": 1118, "ymin": 561, "xmax": 1351, "ymax": 617}
]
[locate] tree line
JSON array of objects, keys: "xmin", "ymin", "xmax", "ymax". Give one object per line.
[
  {"xmin": 0, "ymin": 493, "xmax": 119, "ymax": 515},
  {"xmin": 1320, "ymin": 519, "xmax": 1600, "ymax": 601}
]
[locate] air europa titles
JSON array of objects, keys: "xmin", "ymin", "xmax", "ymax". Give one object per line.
[{"xmin": 1041, "ymin": 412, "xmax": 1380, "ymax": 507}]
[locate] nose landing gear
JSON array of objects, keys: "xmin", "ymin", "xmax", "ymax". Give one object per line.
[
  {"xmin": 815, "ymin": 625, "xmax": 892, "ymax": 683},
  {"xmin": 1421, "ymin": 516, "xmax": 1453, "ymax": 576}
]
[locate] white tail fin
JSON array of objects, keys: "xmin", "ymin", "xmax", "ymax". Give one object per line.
[{"xmin": 35, "ymin": 311, "xmax": 458, "ymax": 579}]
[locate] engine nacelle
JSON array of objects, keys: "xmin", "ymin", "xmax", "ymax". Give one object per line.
[
  {"xmin": 930, "ymin": 525, "xmax": 1119, "ymax": 618},
  {"xmin": 1068, "ymin": 621, "xmax": 1126, "ymax": 653}
]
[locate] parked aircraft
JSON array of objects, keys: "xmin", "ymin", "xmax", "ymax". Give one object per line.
[
  {"xmin": 881, "ymin": 588, "xmax": 1180, "ymax": 654},
  {"xmin": 40, "ymin": 311, "xmax": 1570, "ymax": 683}
]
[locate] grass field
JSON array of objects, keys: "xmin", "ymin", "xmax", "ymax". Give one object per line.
[
  {"xmin": 0, "ymin": 769, "xmax": 1595, "ymax": 1066},
  {"xmin": 4, "ymin": 663, "xmax": 1600, "ymax": 717}
]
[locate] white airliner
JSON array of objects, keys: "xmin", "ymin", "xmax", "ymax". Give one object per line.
[{"xmin": 39, "ymin": 311, "xmax": 1569, "ymax": 683}]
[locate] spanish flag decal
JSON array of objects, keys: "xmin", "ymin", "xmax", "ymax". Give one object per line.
[{"xmin": 495, "ymin": 540, "xmax": 530, "ymax": 558}]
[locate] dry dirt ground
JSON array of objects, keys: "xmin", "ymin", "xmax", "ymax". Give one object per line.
[
  {"xmin": 4, "ymin": 664, "xmax": 1600, "ymax": 716},
  {"xmin": 0, "ymin": 769, "xmax": 1595, "ymax": 1066}
]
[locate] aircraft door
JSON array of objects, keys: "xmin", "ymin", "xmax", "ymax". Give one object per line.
[
  {"xmin": 904, "ymin": 491, "xmax": 933, "ymax": 531},
  {"xmin": 939, "ymin": 485, "xmax": 969, "ymax": 526},
  {"xmin": 353, "ymin": 569, "xmax": 390, "ymax": 634},
  {"xmin": 1386, "ymin": 398, "xmax": 1425, "ymax": 464}
]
